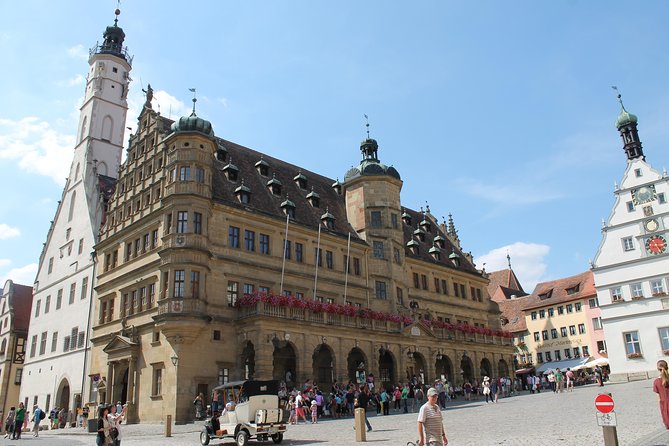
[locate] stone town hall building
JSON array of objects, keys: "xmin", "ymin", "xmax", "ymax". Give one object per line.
[{"xmin": 58, "ymin": 12, "xmax": 514, "ymax": 423}]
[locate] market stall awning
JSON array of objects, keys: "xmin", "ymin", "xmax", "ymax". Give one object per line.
[
  {"xmin": 535, "ymin": 357, "xmax": 590, "ymax": 374},
  {"xmin": 515, "ymin": 367, "xmax": 535, "ymax": 374},
  {"xmin": 572, "ymin": 357, "xmax": 608, "ymax": 370}
]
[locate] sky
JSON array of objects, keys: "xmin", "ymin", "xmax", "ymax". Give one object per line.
[{"xmin": 1, "ymin": 1, "xmax": 669, "ymax": 292}]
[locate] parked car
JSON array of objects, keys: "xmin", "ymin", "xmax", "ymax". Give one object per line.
[{"xmin": 200, "ymin": 379, "xmax": 286, "ymax": 446}]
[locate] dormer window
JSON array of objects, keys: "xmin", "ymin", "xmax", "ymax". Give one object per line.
[
  {"xmin": 332, "ymin": 179, "xmax": 342, "ymax": 195},
  {"xmin": 401, "ymin": 209, "xmax": 411, "ymax": 225},
  {"xmin": 566, "ymin": 285, "xmax": 580, "ymax": 295},
  {"xmin": 267, "ymin": 173, "xmax": 282, "ymax": 196},
  {"xmin": 222, "ymin": 158, "xmax": 239, "ymax": 182},
  {"xmin": 321, "ymin": 208, "xmax": 335, "ymax": 230},
  {"xmin": 294, "ymin": 171, "xmax": 308, "ymax": 189},
  {"xmin": 448, "ymin": 249, "xmax": 460, "ymax": 267},
  {"xmin": 281, "ymin": 196, "xmax": 296, "ymax": 219},
  {"xmin": 234, "ymin": 180, "xmax": 251, "ymax": 204},
  {"xmin": 413, "ymin": 227, "xmax": 426, "ymax": 242},
  {"xmin": 419, "ymin": 218, "xmax": 431, "ymax": 233},
  {"xmin": 306, "ymin": 187, "xmax": 320, "ymax": 208},
  {"xmin": 255, "ymin": 157, "xmax": 269, "ymax": 176},
  {"xmin": 407, "ymin": 239, "xmax": 419, "ymax": 255},
  {"xmin": 433, "ymin": 235, "xmax": 446, "ymax": 249},
  {"xmin": 216, "ymin": 146, "xmax": 227, "ymax": 162},
  {"xmin": 539, "ymin": 290, "xmax": 553, "ymax": 300},
  {"xmin": 429, "ymin": 245, "xmax": 441, "ymax": 261}
]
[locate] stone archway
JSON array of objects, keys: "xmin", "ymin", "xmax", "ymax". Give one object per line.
[
  {"xmin": 241, "ymin": 341, "xmax": 256, "ymax": 380},
  {"xmin": 435, "ymin": 355, "xmax": 453, "ymax": 383},
  {"xmin": 112, "ymin": 364, "xmax": 129, "ymax": 405},
  {"xmin": 347, "ymin": 347, "xmax": 367, "ymax": 384},
  {"xmin": 460, "ymin": 356, "xmax": 474, "ymax": 384},
  {"xmin": 312, "ymin": 344, "xmax": 335, "ymax": 389},
  {"xmin": 56, "ymin": 378, "xmax": 71, "ymax": 410},
  {"xmin": 378, "ymin": 349, "xmax": 396, "ymax": 389},
  {"xmin": 480, "ymin": 357, "xmax": 493, "ymax": 378},
  {"xmin": 408, "ymin": 352, "xmax": 427, "ymax": 384},
  {"xmin": 498, "ymin": 358, "xmax": 509, "ymax": 377},
  {"xmin": 273, "ymin": 341, "xmax": 297, "ymax": 388}
]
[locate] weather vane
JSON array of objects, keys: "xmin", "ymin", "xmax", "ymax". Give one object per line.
[
  {"xmin": 611, "ymin": 86, "xmax": 626, "ymax": 110},
  {"xmin": 189, "ymin": 88, "xmax": 197, "ymax": 114},
  {"xmin": 114, "ymin": 0, "xmax": 121, "ymax": 26},
  {"xmin": 364, "ymin": 114, "xmax": 370, "ymax": 139}
]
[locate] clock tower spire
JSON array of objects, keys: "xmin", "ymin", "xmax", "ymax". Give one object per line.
[{"xmin": 612, "ymin": 87, "xmax": 644, "ymax": 161}]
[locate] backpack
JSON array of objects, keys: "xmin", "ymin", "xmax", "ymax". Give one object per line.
[{"xmin": 39, "ymin": 410, "xmax": 46, "ymax": 420}]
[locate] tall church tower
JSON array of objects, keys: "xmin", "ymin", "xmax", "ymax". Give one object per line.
[{"xmin": 20, "ymin": 8, "xmax": 131, "ymax": 413}]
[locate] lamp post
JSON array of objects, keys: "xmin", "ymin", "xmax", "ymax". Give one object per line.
[{"xmin": 171, "ymin": 355, "xmax": 178, "ymax": 367}]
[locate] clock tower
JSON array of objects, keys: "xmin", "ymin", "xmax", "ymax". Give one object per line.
[{"xmin": 592, "ymin": 95, "xmax": 669, "ymax": 382}]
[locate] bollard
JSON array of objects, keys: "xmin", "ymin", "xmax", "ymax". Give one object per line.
[
  {"xmin": 354, "ymin": 408, "xmax": 366, "ymax": 442},
  {"xmin": 166, "ymin": 414, "xmax": 172, "ymax": 437}
]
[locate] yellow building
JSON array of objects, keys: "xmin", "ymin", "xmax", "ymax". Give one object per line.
[
  {"xmin": 523, "ymin": 271, "xmax": 605, "ymax": 373},
  {"xmin": 89, "ymin": 99, "xmax": 514, "ymax": 423}
]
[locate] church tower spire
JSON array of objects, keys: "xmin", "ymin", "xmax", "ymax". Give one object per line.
[{"xmin": 612, "ymin": 86, "xmax": 644, "ymax": 161}]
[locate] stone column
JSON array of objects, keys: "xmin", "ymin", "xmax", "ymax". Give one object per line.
[
  {"xmin": 126, "ymin": 357, "xmax": 137, "ymax": 423},
  {"xmin": 106, "ymin": 361, "xmax": 115, "ymax": 404}
]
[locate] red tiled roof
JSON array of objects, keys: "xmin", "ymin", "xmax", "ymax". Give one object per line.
[
  {"xmin": 487, "ymin": 269, "xmax": 527, "ymax": 302},
  {"xmin": 522, "ymin": 270, "xmax": 595, "ymax": 311},
  {"xmin": 496, "ymin": 296, "xmax": 529, "ymax": 333}
]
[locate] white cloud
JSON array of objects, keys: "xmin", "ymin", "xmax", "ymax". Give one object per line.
[
  {"xmin": 0, "ymin": 262, "xmax": 37, "ymax": 287},
  {"xmin": 67, "ymin": 44, "xmax": 88, "ymax": 60},
  {"xmin": 0, "ymin": 259, "xmax": 10, "ymax": 268},
  {"xmin": 68, "ymin": 74, "xmax": 85, "ymax": 87},
  {"xmin": 0, "ymin": 224, "xmax": 20, "ymax": 240},
  {"xmin": 0, "ymin": 117, "xmax": 74, "ymax": 186},
  {"xmin": 477, "ymin": 242, "xmax": 551, "ymax": 292}
]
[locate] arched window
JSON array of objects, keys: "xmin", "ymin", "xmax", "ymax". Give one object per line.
[
  {"xmin": 79, "ymin": 116, "xmax": 88, "ymax": 143},
  {"xmin": 101, "ymin": 115, "xmax": 114, "ymax": 142},
  {"xmin": 68, "ymin": 191, "xmax": 76, "ymax": 222},
  {"xmin": 0, "ymin": 338, "xmax": 7, "ymax": 354},
  {"xmin": 97, "ymin": 161, "xmax": 108, "ymax": 176}
]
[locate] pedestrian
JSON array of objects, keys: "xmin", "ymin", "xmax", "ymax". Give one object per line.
[
  {"xmin": 3, "ymin": 406, "xmax": 15, "ymax": 438},
  {"xmin": 32, "ymin": 405, "xmax": 44, "ymax": 437},
  {"xmin": 12, "ymin": 402, "xmax": 25, "ymax": 439},
  {"xmin": 310, "ymin": 400, "xmax": 318, "ymax": 424},
  {"xmin": 380, "ymin": 387, "xmax": 389, "ymax": 415},
  {"xmin": 653, "ymin": 359, "xmax": 669, "ymax": 430},
  {"xmin": 287, "ymin": 395, "xmax": 296, "ymax": 425},
  {"xmin": 108, "ymin": 403, "xmax": 126, "ymax": 446},
  {"xmin": 402, "ymin": 384, "xmax": 409, "ymax": 413},
  {"xmin": 595, "ymin": 366, "xmax": 604, "ymax": 387},
  {"xmin": 295, "ymin": 391, "xmax": 308, "ymax": 424},
  {"xmin": 555, "ymin": 368, "xmax": 564, "ymax": 393},
  {"xmin": 417, "ymin": 388, "xmax": 448, "ymax": 446},
  {"xmin": 394, "ymin": 386, "xmax": 402, "ymax": 412},
  {"xmin": 96, "ymin": 405, "xmax": 112, "ymax": 446},
  {"xmin": 408, "ymin": 383, "xmax": 416, "ymax": 413},
  {"xmin": 482, "ymin": 376, "xmax": 492, "ymax": 403},
  {"xmin": 193, "ymin": 392, "xmax": 205, "ymax": 420},
  {"xmin": 416, "ymin": 385, "xmax": 425, "ymax": 407},
  {"xmin": 354, "ymin": 385, "xmax": 372, "ymax": 432},
  {"xmin": 566, "ymin": 368, "xmax": 575, "ymax": 392}
]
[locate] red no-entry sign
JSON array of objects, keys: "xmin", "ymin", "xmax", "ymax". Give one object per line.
[{"xmin": 595, "ymin": 394, "xmax": 615, "ymax": 413}]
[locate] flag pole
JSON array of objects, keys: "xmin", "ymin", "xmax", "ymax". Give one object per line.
[
  {"xmin": 343, "ymin": 232, "xmax": 351, "ymax": 303},
  {"xmin": 313, "ymin": 222, "xmax": 322, "ymax": 300},
  {"xmin": 279, "ymin": 212, "xmax": 290, "ymax": 295}
]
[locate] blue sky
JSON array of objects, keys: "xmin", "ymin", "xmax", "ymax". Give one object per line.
[{"xmin": 1, "ymin": 1, "xmax": 669, "ymax": 291}]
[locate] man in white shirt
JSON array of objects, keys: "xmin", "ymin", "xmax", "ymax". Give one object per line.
[{"xmin": 417, "ymin": 388, "xmax": 447, "ymax": 446}]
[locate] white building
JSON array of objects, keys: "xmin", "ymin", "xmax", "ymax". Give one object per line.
[
  {"xmin": 20, "ymin": 10, "xmax": 131, "ymax": 412},
  {"xmin": 592, "ymin": 95, "xmax": 669, "ymax": 382}
]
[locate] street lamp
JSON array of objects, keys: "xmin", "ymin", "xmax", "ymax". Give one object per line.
[{"xmin": 171, "ymin": 355, "xmax": 178, "ymax": 367}]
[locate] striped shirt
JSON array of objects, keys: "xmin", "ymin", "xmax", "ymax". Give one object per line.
[{"xmin": 417, "ymin": 402, "xmax": 443, "ymax": 443}]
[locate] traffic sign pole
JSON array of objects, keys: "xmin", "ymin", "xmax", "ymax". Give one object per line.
[{"xmin": 595, "ymin": 393, "xmax": 619, "ymax": 446}]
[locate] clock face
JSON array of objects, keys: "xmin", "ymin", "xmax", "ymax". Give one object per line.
[
  {"xmin": 646, "ymin": 235, "xmax": 667, "ymax": 255},
  {"xmin": 645, "ymin": 219, "xmax": 659, "ymax": 232},
  {"xmin": 633, "ymin": 185, "xmax": 657, "ymax": 205}
]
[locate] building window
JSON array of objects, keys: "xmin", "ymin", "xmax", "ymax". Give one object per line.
[
  {"xmin": 539, "ymin": 309, "xmax": 546, "ymax": 319},
  {"xmin": 557, "ymin": 306, "xmax": 564, "ymax": 315},
  {"xmin": 296, "ymin": 243, "xmax": 304, "ymax": 263},
  {"xmin": 191, "ymin": 271, "xmax": 200, "ymax": 299},
  {"xmin": 564, "ymin": 348, "xmax": 572, "ymax": 359},
  {"xmin": 177, "ymin": 211, "xmax": 188, "ymax": 233},
  {"xmin": 537, "ymin": 352, "xmax": 543, "ymax": 363},
  {"xmin": 560, "ymin": 327, "xmax": 567, "ymax": 337},
  {"xmin": 325, "ymin": 250, "xmax": 333, "ymax": 269},
  {"xmin": 152, "ymin": 229, "xmax": 159, "ymax": 248},
  {"xmin": 56, "ymin": 289, "xmax": 62, "ymax": 309},
  {"xmin": 541, "ymin": 330, "xmax": 548, "ymax": 341},
  {"xmin": 533, "ymin": 332, "xmax": 540, "ymax": 341},
  {"xmin": 213, "ymin": 330, "xmax": 221, "ymax": 341},
  {"xmin": 218, "ymin": 367, "xmax": 229, "ymax": 386},
  {"xmin": 622, "ymin": 236, "xmax": 635, "ymax": 251},
  {"xmin": 651, "ymin": 279, "xmax": 665, "ymax": 296},
  {"xmin": 575, "ymin": 302, "xmax": 581, "ymax": 311},
  {"xmin": 78, "ymin": 239, "xmax": 84, "ymax": 255},
  {"xmin": 371, "ymin": 211, "xmax": 382, "ymax": 228},
  {"xmin": 551, "ymin": 328, "xmax": 558, "ymax": 339},
  {"xmin": 373, "ymin": 241, "xmax": 384, "ymax": 259},
  {"xmin": 593, "ymin": 317, "xmax": 603, "ymax": 330},
  {"xmin": 44, "ymin": 295, "xmax": 51, "ymax": 314},
  {"xmin": 173, "ymin": 270, "xmax": 185, "ymax": 298},
  {"xmin": 554, "ymin": 350, "xmax": 561, "ymax": 361},
  {"xmin": 573, "ymin": 347, "xmax": 580, "ymax": 358},
  {"xmin": 39, "ymin": 332, "xmax": 47, "ymax": 355},
  {"xmin": 375, "ymin": 281, "xmax": 387, "ymax": 300},
  {"xmin": 569, "ymin": 325, "xmax": 576, "ymax": 335},
  {"xmin": 624, "ymin": 331, "xmax": 641, "ymax": 356},
  {"xmin": 193, "ymin": 212, "xmax": 202, "ymax": 234},
  {"xmin": 391, "ymin": 213, "xmax": 398, "ymax": 229},
  {"xmin": 165, "ymin": 213, "xmax": 172, "ymax": 235},
  {"xmin": 51, "ymin": 332, "xmax": 58, "ymax": 352},
  {"xmin": 531, "ymin": 311, "xmax": 537, "ymax": 320},
  {"xmin": 229, "ymin": 226, "xmax": 240, "ymax": 248},
  {"xmin": 658, "ymin": 327, "xmax": 669, "ymax": 351},
  {"xmin": 582, "ymin": 346, "xmax": 590, "ymax": 356},
  {"xmin": 69, "ymin": 283, "xmax": 76, "ymax": 304},
  {"xmin": 545, "ymin": 351, "xmax": 552, "ymax": 362},
  {"xmin": 283, "ymin": 240, "xmax": 291, "ymax": 260},
  {"xmin": 244, "ymin": 230, "xmax": 255, "ymax": 251},
  {"xmin": 626, "ymin": 201, "xmax": 635, "ymax": 212},
  {"xmin": 434, "ymin": 278, "xmax": 441, "ymax": 293},
  {"xmin": 196, "ymin": 167, "xmax": 205, "ymax": 183},
  {"xmin": 34, "ymin": 300, "xmax": 41, "ymax": 318},
  {"xmin": 547, "ymin": 308, "xmax": 554, "ymax": 317},
  {"xmin": 659, "ymin": 193, "xmax": 667, "ymax": 204},
  {"xmin": 597, "ymin": 340, "xmax": 607, "ymax": 353},
  {"xmin": 394, "ymin": 248, "xmax": 401, "ymax": 264},
  {"xmin": 259, "ymin": 234, "xmax": 270, "ymax": 255},
  {"xmin": 48, "ymin": 257, "xmax": 54, "ymax": 274},
  {"xmin": 396, "ymin": 287, "xmax": 403, "ymax": 305},
  {"xmin": 243, "ymin": 283, "xmax": 254, "ymax": 295},
  {"xmin": 81, "ymin": 277, "xmax": 88, "ymax": 300},
  {"xmin": 413, "ymin": 273, "xmax": 420, "ymax": 288},
  {"xmin": 179, "ymin": 166, "xmax": 190, "ymax": 181},
  {"xmin": 353, "ymin": 257, "xmax": 360, "ymax": 275},
  {"xmin": 631, "ymin": 283, "xmax": 644, "ymax": 298},
  {"xmin": 578, "ymin": 323, "xmax": 586, "ymax": 334},
  {"xmin": 314, "ymin": 248, "xmax": 322, "ymax": 267},
  {"xmin": 227, "ymin": 281, "xmax": 238, "ymax": 306},
  {"xmin": 566, "ymin": 304, "xmax": 573, "ymax": 313},
  {"xmin": 421, "ymin": 274, "xmax": 428, "ymax": 290},
  {"xmin": 588, "ymin": 298, "xmax": 599, "ymax": 308},
  {"xmin": 152, "ymin": 366, "xmax": 163, "ymax": 396},
  {"xmin": 30, "ymin": 335, "xmax": 37, "ymax": 358}
]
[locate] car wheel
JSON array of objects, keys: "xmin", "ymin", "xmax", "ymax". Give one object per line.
[
  {"xmin": 200, "ymin": 430, "xmax": 211, "ymax": 446},
  {"xmin": 272, "ymin": 433, "xmax": 284, "ymax": 444},
  {"xmin": 236, "ymin": 430, "xmax": 249, "ymax": 446}
]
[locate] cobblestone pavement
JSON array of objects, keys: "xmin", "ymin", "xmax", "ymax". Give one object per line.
[{"xmin": 3, "ymin": 379, "xmax": 668, "ymax": 446}]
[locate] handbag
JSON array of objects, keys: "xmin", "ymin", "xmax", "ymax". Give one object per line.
[{"xmin": 110, "ymin": 427, "xmax": 119, "ymax": 440}]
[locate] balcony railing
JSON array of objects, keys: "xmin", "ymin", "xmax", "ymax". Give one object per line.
[{"xmin": 157, "ymin": 298, "xmax": 206, "ymax": 316}]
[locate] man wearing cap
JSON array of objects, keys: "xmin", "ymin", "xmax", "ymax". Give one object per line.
[{"xmin": 417, "ymin": 387, "xmax": 448, "ymax": 446}]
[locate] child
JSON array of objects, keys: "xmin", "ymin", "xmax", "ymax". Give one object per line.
[
  {"xmin": 287, "ymin": 396, "xmax": 296, "ymax": 425},
  {"xmin": 310, "ymin": 400, "xmax": 318, "ymax": 424}
]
